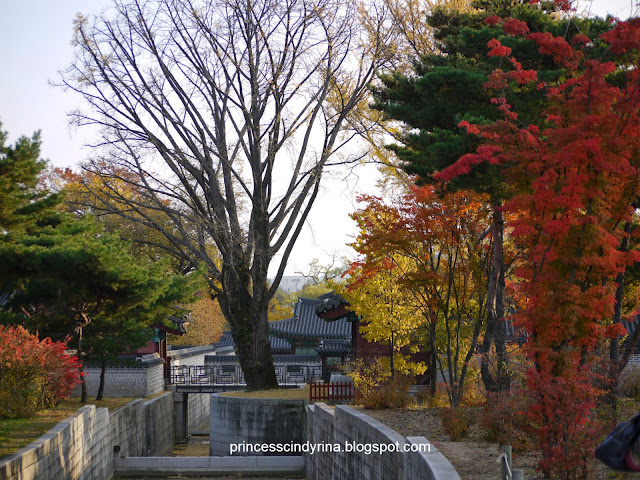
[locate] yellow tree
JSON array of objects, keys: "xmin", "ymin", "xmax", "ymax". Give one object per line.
[
  {"xmin": 348, "ymin": 186, "xmax": 492, "ymax": 408},
  {"xmin": 169, "ymin": 292, "xmax": 227, "ymax": 346},
  {"xmin": 48, "ymin": 166, "xmax": 191, "ymax": 272},
  {"xmin": 340, "ymin": 254, "xmax": 427, "ymax": 378}
]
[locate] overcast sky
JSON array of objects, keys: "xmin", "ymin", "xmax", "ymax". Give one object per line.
[{"xmin": 0, "ymin": 0, "xmax": 637, "ymax": 275}]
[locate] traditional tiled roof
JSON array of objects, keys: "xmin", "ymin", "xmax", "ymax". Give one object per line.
[
  {"xmin": 316, "ymin": 338, "xmax": 351, "ymax": 355},
  {"xmin": 316, "ymin": 291, "xmax": 348, "ymax": 313},
  {"xmin": 215, "ymin": 331, "xmax": 292, "ymax": 354},
  {"xmin": 206, "ymin": 354, "xmax": 320, "ymax": 364},
  {"xmin": 269, "ymin": 298, "xmax": 351, "ymax": 340}
]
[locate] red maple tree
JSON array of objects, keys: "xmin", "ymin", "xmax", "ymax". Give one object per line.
[{"xmin": 437, "ymin": 13, "xmax": 640, "ymax": 478}]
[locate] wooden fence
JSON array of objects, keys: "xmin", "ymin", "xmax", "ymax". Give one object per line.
[{"xmin": 309, "ymin": 380, "xmax": 355, "ymax": 403}]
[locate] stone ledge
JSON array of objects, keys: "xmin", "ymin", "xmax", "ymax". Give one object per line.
[{"xmin": 115, "ymin": 456, "xmax": 305, "ymax": 475}]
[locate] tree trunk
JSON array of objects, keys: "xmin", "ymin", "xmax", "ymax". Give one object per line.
[
  {"xmin": 232, "ymin": 311, "xmax": 278, "ymax": 390},
  {"xmin": 222, "ymin": 287, "xmax": 278, "ymax": 390},
  {"xmin": 96, "ymin": 358, "xmax": 107, "ymax": 401},
  {"xmin": 480, "ymin": 204, "xmax": 510, "ymax": 392},
  {"xmin": 608, "ymin": 220, "xmax": 633, "ymax": 410},
  {"xmin": 78, "ymin": 326, "xmax": 87, "ymax": 404},
  {"xmin": 390, "ymin": 330, "xmax": 395, "ymax": 379},
  {"xmin": 429, "ymin": 321, "xmax": 438, "ymax": 397}
]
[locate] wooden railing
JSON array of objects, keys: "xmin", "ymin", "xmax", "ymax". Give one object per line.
[{"xmin": 309, "ymin": 380, "xmax": 355, "ymax": 404}]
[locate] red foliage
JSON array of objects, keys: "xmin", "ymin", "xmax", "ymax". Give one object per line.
[
  {"xmin": 487, "ymin": 39, "xmax": 512, "ymax": 57},
  {"xmin": 435, "ymin": 17, "xmax": 640, "ymax": 478},
  {"xmin": 601, "ymin": 18, "xmax": 640, "ymax": 53},
  {"xmin": 0, "ymin": 325, "xmax": 81, "ymax": 418},
  {"xmin": 503, "ymin": 18, "xmax": 530, "ymax": 36}
]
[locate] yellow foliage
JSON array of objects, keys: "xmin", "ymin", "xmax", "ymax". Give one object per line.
[{"xmin": 169, "ymin": 292, "xmax": 226, "ymax": 346}]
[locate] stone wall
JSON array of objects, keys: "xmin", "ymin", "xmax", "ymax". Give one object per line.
[
  {"xmin": 73, "ymin": 354, "xmax": 164, "ymax": 398},
  {"xmin": 74, "ymin": 345, "xmax": 217, "ymax": 399},
  {"xmin": 209, "ymin": 394, "xmax": 308, "ymax": 456},
  {"xmin": 305, "ymin": 403, "xmax": 461, "ymax": 480},
  {"xmin": 169, "ymin": 345, "xmax": 216, "ymax": 367},
  {"xmin": 187, "ymin": 393, "xmax": 211, "ymax": 432},
  {"xmin": 0, "ymin": 394, "xmax": 175, "ymax": 480}
]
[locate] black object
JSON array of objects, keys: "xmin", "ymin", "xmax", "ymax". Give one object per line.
[{"xmin": 595, "ymin": 412, "xmax": 640, "ymax": 471}]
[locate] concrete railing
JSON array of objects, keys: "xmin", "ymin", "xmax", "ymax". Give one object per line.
[{"xmin": 306, "ymin": 403, "xmax": 461, "ymax": 480}]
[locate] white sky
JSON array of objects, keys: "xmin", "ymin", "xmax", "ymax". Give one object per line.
[{"xmin": 0, "ymin": 0, "xmax": 636, "ymax": 276}]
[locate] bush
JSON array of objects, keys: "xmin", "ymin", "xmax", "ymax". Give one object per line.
[
  {"xmin": 439, "ymin": 408, "xmax": 472, "ymax": 441},
  {"xmin": 343, "ymin": 358, "xmax": 390, "ymax": 399},
  {"xmin": 360, "ymin": 375, "xmax": 414, "ymax": 409},
  {"xmin": 479, "ymin": 390, "xmax": 531, "ymax": 452},
  {"xmin": 619, "ymin": 366, "xmax": 640, "ymax": 399},
  {"xmin": 0, "ymin": 325, "xmax": 81, "ymax": 418}
]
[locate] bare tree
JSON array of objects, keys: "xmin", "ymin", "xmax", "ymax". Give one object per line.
[{"xmin": 60, "ymin": 0, "xmax": 392, "ymax": 388}]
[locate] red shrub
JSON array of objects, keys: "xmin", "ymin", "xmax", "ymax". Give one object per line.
[{"xmin": 0, "ymin": 325, "xmax": 81, "ymax": 418}]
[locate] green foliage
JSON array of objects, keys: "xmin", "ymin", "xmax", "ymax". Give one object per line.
[
  {"xmin": 373, "ymin": 3, "xmax": 611, "ymax": 198},
  {"xmin": 1, "ymin": 217, "xmax": 201, "ymax": 342},
  {"xmin": 0, "ymin": 326, "xmax": 81, "ymax": 418},
  {"xmin": 0, "ymin": 125, "xmax": 61, "ymax": 237},
  {"xmin": 0, "ymin": 127, "xmax": 202, "ymax": 399}
]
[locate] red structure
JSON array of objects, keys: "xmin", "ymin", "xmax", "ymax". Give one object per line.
[{"xmin": 133, "ymin": 308, "xmax": 192, "ymax": 378}]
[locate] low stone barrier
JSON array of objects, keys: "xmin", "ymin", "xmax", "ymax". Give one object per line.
[
  {"xmin": 0, "ymin": 389, "xmax": 213, "ymax": 480},
  {"xmin": 169, "ymin": 345, "xmax": 216, "ymax": 367},
  {"xmin": 209, "ymin": 393, "xmax": 308, "ymax": 456},
  {"xmin": 306, "ymin": 403, "xmax": 461, "ymax": 480}
]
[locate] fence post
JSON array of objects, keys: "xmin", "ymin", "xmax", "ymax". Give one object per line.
[
  {"xmin": 512, "ymin": 470, "xmax": 523, "ymax": 480},
  {"xmin": 501, "ymin": 445, "xmax": 512, "ymax": 480}
]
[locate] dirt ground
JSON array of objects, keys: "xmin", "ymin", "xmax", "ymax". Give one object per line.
[
  {"xmin": 359, "ymin": 407, "xmax": 635, "ymax": 480},
  {"xmin": 155, "ymin": 407, "xmax": 636, "ymax": 480},
  {"xmin": 359, "ymin": 407, "xmax": 538, "ymax": 480}
]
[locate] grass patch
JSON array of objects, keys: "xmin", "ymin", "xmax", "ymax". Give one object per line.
[
  {"xmin": 0, "ymin": 396, "xmax": 147, "ymax": 459},
  {"xmin": 221, "ymin": 386, "xmax": 309, "ymax": 400}
]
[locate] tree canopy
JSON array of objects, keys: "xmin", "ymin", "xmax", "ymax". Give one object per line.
[
  {"xmin": 0, "ymin": 125, "xmax": 201, "ymax": 402},
  {"xmin": 61, "ymin": 0, "xmax": 394, "ymax": 389}
]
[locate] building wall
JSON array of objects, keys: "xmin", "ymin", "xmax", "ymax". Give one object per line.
[
  {"xmin": 276, "ymin": 275, "xmax": 311, "ymax": 293},
  {"xmin": 74, "ymin": 345, "xmax": 217, "ymax": 399},
  {"xmin": 187, "ymin": 393, "xmax": 211, "ymax": 432},
  {"xmin": 305, "ymin": 404, "xmax": 461, "ymax": 480}
]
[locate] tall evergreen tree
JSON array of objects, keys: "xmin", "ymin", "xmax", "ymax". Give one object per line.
[
  {"xmin": 371, "ymin": 0, "xmax": 611, "ymax": 391},
  {"xmin": 0, "ymin": 124, "xmax": 61, "ymax": 236},
  {"xmin": 0, "ymin": 124, "xmax": 201, "ymax": 402},
  {"xmin": 0, "ymin": 218, "xmax": 201, "ymax": 402}
]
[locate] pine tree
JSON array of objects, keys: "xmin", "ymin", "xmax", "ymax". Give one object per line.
[{"xmin": 0, "ymin": 124, "xmax": 61, "ymax": 236}]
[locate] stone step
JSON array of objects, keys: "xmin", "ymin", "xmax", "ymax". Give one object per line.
[{"xmin": 114, "ymin": 456, "xmax": 305, "ymax": 477}]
